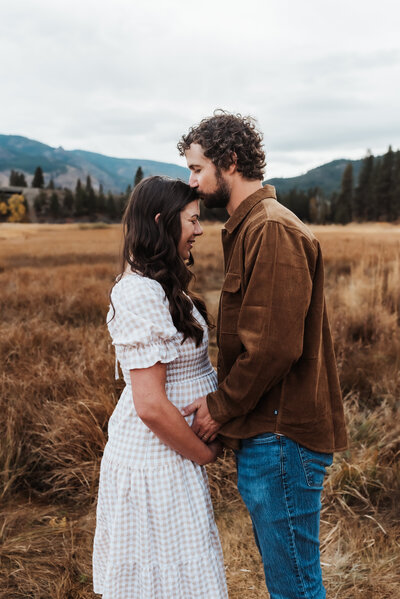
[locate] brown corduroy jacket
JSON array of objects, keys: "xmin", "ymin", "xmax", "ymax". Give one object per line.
[{"xmin": 206, "ymin": 185, "xmax": 348, "ymax": 453}]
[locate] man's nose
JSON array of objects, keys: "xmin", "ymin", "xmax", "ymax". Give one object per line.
[{"xmin": 189, "ymin": 172, "xmax": 198, "ymax": 188}]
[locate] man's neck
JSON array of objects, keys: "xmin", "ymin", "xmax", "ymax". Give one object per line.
[{"xmin": 226, "ymin": 180, "xmax": 263, "ymax": 216}]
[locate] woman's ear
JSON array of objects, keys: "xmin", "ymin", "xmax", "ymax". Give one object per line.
[{"xmin": 154, "ymin": 213, "xmax": 161, "ymax": 224}]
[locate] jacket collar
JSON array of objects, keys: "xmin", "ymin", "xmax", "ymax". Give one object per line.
[{"xmin": 224, "ymin": 185, "xmax": 277, "ymax": 234}]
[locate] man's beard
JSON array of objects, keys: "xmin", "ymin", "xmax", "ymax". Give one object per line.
[{"xmin": 199, "ymin": 168, "xmax": 231, "ymax": 210}]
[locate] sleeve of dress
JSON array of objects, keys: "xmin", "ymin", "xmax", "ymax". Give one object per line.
[{"xmin": 108, "ymin": 276, "xmax": 180, "ymax": 371}]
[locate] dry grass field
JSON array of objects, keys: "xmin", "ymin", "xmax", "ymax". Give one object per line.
[{"xmin": 0, "ymin": 221, "xmax": 399, "ymax": 599}]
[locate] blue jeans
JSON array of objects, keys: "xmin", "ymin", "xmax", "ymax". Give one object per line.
[{"xmin": 235, "ymin": 433, "xmax": 333, "ymax": 599}]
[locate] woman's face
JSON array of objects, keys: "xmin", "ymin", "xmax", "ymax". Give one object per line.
[{"xmin": 177, "ymin": 200, "xmax": 203, "ymax": 260}]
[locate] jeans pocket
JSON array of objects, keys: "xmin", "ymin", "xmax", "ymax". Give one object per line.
[{"xmin": 297, "ymin": 444, "xmax": 333, "ymax": 488}]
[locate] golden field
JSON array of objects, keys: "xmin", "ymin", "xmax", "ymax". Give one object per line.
[{"xmin": 0, "ymin": 222, "xmax": 399, "ymax": 599}]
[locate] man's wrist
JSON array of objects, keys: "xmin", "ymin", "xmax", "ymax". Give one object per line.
[{"xmin": 206, "ymin": 391, "xmax": 229, "ymax": 425}]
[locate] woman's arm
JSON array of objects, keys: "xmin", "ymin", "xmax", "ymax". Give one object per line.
[{"xmin": 130, "ymin": 362, "xmax": 221, "ymax": 466}]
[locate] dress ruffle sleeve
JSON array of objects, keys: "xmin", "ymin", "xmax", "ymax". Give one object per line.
[{"xmin": 107, "ymin": 275, "xmax": 181, "ymax": 371}]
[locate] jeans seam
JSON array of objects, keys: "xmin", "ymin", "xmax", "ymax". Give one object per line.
[
  {"xmin": 297, "ymin": 444, "xmax": 314, "ymax": 487},
  {"xmin": 280, "ymin": 438, "xmax": 308, "ymax": 599}
]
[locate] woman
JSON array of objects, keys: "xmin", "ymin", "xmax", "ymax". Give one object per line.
[{"xmin": 93, "ymin": 176, "xmax": 228, "ymax": 598}]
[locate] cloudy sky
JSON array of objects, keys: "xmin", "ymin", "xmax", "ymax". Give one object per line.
[{"xmin": 1, "ymin": 0, "xmax": 400, "ymax": 178}]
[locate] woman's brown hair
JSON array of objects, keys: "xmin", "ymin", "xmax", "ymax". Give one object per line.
[{"xmin": 110, "ymin": 176, "xmax": 210, "ymax": 346}]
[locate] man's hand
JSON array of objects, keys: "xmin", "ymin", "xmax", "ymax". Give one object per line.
[{"xmin": 182, "ymin": 395, "xmax": 221, "ymax": 443}]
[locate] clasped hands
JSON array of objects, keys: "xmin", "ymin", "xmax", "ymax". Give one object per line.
[{"xmin": 182, "ymin": 395, "xmax": 221, "ymax": 444}]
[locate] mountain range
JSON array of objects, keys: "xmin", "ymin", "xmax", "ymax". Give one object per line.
[
  {"xmin": 0, "ymin": 134, "xmax": 367, "ymax": 196},
  {"xmin": 0, "ymin": 135, "xmax": 189, "ymax": 192}
]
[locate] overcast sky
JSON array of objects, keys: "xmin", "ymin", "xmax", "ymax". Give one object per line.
[{"xmin": 1, "ymin": 0, "xmax": 400, "ymax": 178}]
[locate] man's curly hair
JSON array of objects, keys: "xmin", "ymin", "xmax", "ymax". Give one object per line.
[{"xmin": 177, "ymin": 110, "xmax": 266, "ymax": 180}]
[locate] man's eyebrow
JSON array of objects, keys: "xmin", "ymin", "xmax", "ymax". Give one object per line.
[{"xmin": 188, "ymin": 163, "xmax": 201, "ymax": 170}]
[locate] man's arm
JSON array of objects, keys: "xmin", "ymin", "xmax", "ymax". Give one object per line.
[{"xmin": 207, "ymin": 220, "xmax": 317, "ymax": 424}]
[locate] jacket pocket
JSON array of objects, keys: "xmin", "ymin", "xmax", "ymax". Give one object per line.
[{"xmin": 220, "ymin": 273, "xmax": 241, "ymax": 334}]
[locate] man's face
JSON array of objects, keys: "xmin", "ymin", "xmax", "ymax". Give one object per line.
[{"xmin": 185, "ymin": 143, "xmax": 231, "ymax": 209}]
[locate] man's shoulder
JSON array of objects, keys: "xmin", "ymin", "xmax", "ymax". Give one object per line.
[{"xmin": 244, "ymin": 197, "xmax": 316, "ymax": 246}]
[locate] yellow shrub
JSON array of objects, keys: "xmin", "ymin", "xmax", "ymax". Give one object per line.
[{"xmin": 7, "ymin": 194, "xmax": 26, "ymax": 222}]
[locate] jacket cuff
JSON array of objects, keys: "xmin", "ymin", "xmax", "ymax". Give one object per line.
[{"xmin": 206, "ymin": 390, "xmax": 231, "ymax": 425}]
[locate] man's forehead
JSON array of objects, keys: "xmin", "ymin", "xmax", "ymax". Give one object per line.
[
  {"xmin": 186, "ymin": 143, "xmax": 205, "ymax": 158},
  {"xmin": 185, "ymin": 143, "xmax": 212, "ymax": 166}
]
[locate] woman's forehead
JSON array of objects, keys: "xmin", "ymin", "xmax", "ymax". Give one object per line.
[{"xmin": 181, "ymin": 200, "xmax": 200, "ymax": 217}]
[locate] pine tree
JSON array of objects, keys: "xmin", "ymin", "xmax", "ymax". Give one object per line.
[
  {"xmin": 74, "ymin": 178, "xmax": 85, "ymax": 216},
  {"xmin": 368, "ymin": 158, "xmax": 382, "ymax": 221},
  {"xmin": 97, "ymin": 184, "xmax": 106, "ymax": 213},
  {"xmin": 309, "ymin": 196, "xmax": 318, "ymax": 223},
  {"xmin": 375, "ymin": 146, "xmax": 395, "ymax": 221},
  {"xmin": 327, "ymin": 193, "xmax": 337, "ymax": 223},
  {"xmin": 106, "ymin": 192, "xmax": 117, "ymax": 220},
  {"xmin": 391, "ymin": 150, "xmax": 400, "ymax": 221},
  {"xmin": 32, "ymin": 166, "xmax": 44, "ymax": 188},
  {"xmin": 9, "ymin": 170, "xmax": 27, "ymax": 186},
  {"xmin": 63, "ymin": 189, "xmax": 74, "ymax": 214},
  {"xmin": 47, "ymin": 178, "xmax": 55, "ymax": 189},
  {"xmin": 117, "ymin": 194, "xmax": 128, "ymax": 217},
  {"xmin": 279, "ymin": 188, "xmax": 310, "ymax": 221},
  {"xmin": 334, "ymin": 163, "xmax": 353, "ymax": 224},
  {"xmin": 354, "ymin": 151, "xmax": 374, "ymax": 221},
  {"xmin": 34, "ymin": 191, "xmax": 47, "ymax": 217},
  {"xmin": 49, "ymin": 193, "xmax": 60, "ymax": 218},
  {"xmin": 34, "ymin": 194, "xmax": 43, "ymax": 215},
  {"xmin": 86, "ymin": 175, "xmax": 97, "ymax": 215},
  {"xmin": 308, "ymin": 190, "xmax": 325, "ymax": 224},
  {"xmin": 134, "ymin": 167, "xmax": 144, "ymax": 187}
]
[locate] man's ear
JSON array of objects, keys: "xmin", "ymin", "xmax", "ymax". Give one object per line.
[
  {"xmin": 228, "ymin": 152, "xmax": 238, "ymax": 174},
  {"xmin": 154, "ymin": 213, "xmax": 161, "ymax": 224}
]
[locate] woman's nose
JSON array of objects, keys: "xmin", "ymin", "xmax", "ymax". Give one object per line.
[{"xmin": 195, "ymin": 222, "xmax": 203, "ymax": 236}]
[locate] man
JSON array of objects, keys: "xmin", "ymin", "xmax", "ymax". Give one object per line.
[{"xmin": 177, "ymin": 111, "xmax": 347, "ymax": 599}]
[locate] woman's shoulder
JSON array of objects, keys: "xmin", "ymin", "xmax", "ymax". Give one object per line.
[
  {"xmin": 108, "ymin": 271, "xmax": 178, "ymax": 340},
  {"xmin": 112, "ymin": 272, "xmax": 166, "ymax": 303}
]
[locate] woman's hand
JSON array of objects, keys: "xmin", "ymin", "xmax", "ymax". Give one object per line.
[
  {"xmin": 130, "ymin": 363, "xmax": 222, "ymax": 466},
  {"xmin": 203, "ymin": 439, "xmax": 223, "ymax": 464}
]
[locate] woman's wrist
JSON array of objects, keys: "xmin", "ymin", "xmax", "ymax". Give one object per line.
[{"xmin": 197, "ymin": 441, "xmax": 217, "ymax": 466}]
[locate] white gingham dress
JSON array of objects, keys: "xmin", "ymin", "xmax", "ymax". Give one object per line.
[{"xmin": 93, "ymin": 273, "xmax": 228, "ymax": 598}]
